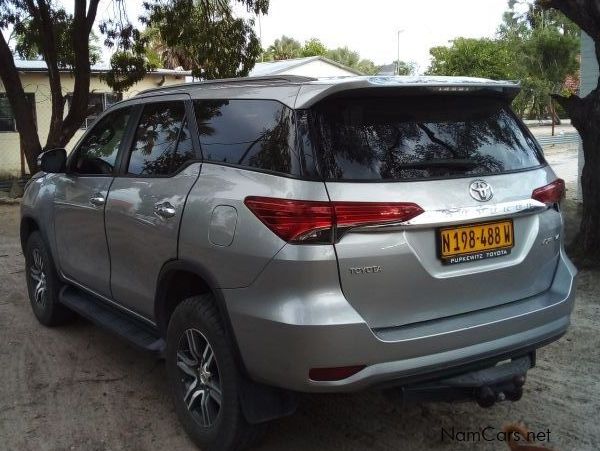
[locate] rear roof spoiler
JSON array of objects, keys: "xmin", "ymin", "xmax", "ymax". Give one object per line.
[{"xmin": 294, "ymin": 76, "xmax": 522, "ymax": 109}]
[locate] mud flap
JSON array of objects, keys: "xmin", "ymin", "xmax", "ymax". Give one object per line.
[{"xmin": 239, "ymin": 376, "xmax": 298, "ymax": 424}]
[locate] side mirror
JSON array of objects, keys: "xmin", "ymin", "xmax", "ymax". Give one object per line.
[{"xmin": 38, "ymin": 148, "xmax": 67, "ymax": 173}]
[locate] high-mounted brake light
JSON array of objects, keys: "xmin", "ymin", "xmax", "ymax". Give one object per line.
[
  {"xmin": 244, "ymin": 197, "xmax": 424, "ymax": 244},
  {"xmin": 532, "ymin": 179, "xmax": 565, "ymax": 205}
]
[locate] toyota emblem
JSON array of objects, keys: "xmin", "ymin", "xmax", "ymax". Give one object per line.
[{"xmin": 469, "ymin": 180, "xmax": 493, "ymax": 202}]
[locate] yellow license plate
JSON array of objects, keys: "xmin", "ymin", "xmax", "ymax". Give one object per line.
[{"xmin": 438, "ymin": 220, "xmax": 514, "ymax": 264}]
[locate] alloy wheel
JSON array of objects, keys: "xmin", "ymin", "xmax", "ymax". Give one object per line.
[
  {"xmin": 29, "ymin": 248, "xmax": 47, "ymax": 308},
  {"xmin": 177, "ymin": 328, "xmax": 222, "ymax": 427}
]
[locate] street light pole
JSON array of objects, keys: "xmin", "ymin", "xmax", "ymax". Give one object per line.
[{"xmin": 396, "ymin": 29, "xmax": 405, "ymax": 75}]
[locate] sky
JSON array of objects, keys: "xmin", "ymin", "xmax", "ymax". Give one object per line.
[
  {"xmin": 234, "ymin": 0, "xmax": 514, "ymax": 72},
  {"xmin": 87, "ymin": 0, "xmax": 517, "ymax": 74}
]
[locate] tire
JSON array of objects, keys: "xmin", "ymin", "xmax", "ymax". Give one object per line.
[
  {"xmin": 166, "ymin": 295, "xmax": 265, "ymax": 451},
  {"xmin": 24, "ymin": 231, "xmax": 75, "ymax": 326}
]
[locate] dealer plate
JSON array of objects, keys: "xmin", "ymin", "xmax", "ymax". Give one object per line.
[{"xmin": 438, "ymin": 220, "xmax": 514, "ymax": 265}]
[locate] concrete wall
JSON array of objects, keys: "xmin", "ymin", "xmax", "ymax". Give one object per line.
[
  {"xmin": 578, "ymin": 33, "xmax": 598, "ymax": 201},
  {"xmin": 0, "ymin": 72, "xmax": 186, "ymax": 178}
]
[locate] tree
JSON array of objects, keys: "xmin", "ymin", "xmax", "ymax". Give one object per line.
[
  {"xmin": 539, "ymin": 0, "xmax": 600, "ymax": 266},
  {"xmin": 395, "ymin": 60, "xmax": 416, "ymax": 75},
  {"xmin": 263, "ymin": 35, "xmax": 302, "ymax": 61},
  {"xmin": 0, "ymin": 0, "xmax": 268, "ymax": 173},
  {"xmin": 0, "ymin": 1, "xmax": 110, "ymax": 173},
  {"xmin": 301, "ymin": 38, "xmax": 327, "ymax": 57},
  {"xmin": 145, "ymin": 0, "xmax": 267, "ymax": 79},
  {"xmin": 499, "ymin": 2, "xmax": 579, "ymax": 121},
  {"xmin": 326, "ymin": 46, "xmax": 361, "ymax": 68},
  {"xmin": 326, "ymin": 46, "xmax": 378, "ymax": 74},
  {"xmin": 427, "ymin": 37, "xmax": 520, "ymax": 80}
]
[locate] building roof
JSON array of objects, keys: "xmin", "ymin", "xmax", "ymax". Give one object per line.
[
  {"xmin": 249, "ymin": 56, "xmax": 363, "ymax": 77},
  {"xmin": 13, "ymin": 59, "xmax": 191, "ymax": 76},
  {"xmin": 135, "ymin": 75, "xmax": 521, "ymax": 109}
]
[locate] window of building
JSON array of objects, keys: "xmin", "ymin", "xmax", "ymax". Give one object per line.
[
  {"xmin": 127, "ymin": 101, "xmax": 196, "ymax": 176},
  {"xmin": 0, "ymin": 93, "xmax": 36, "ymax": 132},
  {"xmin": 66, "ymin": 92, "xmax": 122, "ymax": 129}
]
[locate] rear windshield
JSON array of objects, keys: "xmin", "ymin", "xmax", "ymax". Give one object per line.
[{"xmin": 312, "ymin": 96, "xmax": 544, "ymax": 181}]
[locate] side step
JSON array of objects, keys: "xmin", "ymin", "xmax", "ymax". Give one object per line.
[{"xmin": 59, "ymin": 285, "xmax": 165, "ymax": 356}]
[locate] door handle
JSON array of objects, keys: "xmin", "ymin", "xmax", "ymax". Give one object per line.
[
  {"xmin": 89, "ymin": 193, "xmax": 106, "ymax": 207},
  {"xmin": 155, "ymin": 202, "xmax": 176, "ymax": 219}
]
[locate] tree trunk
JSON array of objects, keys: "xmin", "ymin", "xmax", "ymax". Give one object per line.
[
  {"xmin": 554, "ymin": 89, "xmax": 600, "ymax": 265},
  {"xmin": 0, "ymin": 32, "xmax": 42, "ymax": 173}
]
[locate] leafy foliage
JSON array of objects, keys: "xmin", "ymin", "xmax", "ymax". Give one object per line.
[
  {"xmin": 427, "ymin": 2, "xmax": 579, "ymax": 119},
  {"xmin": 301, "ymin": 38, "xmax": 327, "ymax": 57},
  {"xmin": 143, "ymin": 0, "xmax": 267, "ymax": 79},
  {"xmin": 14, "ymin": 12, "xmax": 101, "ymax": 66},
  {"xmin": 427, "ymin": 38, "xmax": 519, "ymax": 80},
  {"xmin": 263, "ymin": 35, "xmax": 302, "ymax": 61}
]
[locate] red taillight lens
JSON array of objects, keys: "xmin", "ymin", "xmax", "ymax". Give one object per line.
[
  {"xmin": 334, "ymin": 202, "xmax": 424, "ymax": 228},
  {"xmin": 244, "ymin": 197, "xmax": 424, "ymax": 244},
  {"xmin": 244, "ymin": 197, "xmax": 333, "ymax": 243},
  {"xmin": 309, "ymin": 365, "xmax": 366, "ymax": 381},
  {"xmin": 532, "ymin": 179, "xmax": 565, "ymax": 205}
]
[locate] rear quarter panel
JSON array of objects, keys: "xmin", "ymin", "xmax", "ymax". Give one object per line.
[{"xmin": 178, "ymin": 163, "xmax": 330, "ymax": 288}]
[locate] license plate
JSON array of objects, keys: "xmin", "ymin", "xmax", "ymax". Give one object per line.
[{"xmin": 438, "ymin": 220, "xmax": 514, "ymax": 265}]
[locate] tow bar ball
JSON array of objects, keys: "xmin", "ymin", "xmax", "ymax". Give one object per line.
[{"xmin": 475, "ymin": 374, "xmax": 526, "ymax": 408}]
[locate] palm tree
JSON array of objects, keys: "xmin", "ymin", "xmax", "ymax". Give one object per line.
[{"xmin": 264, "ymin": 36, "xmax": 302, "ymax": 61}]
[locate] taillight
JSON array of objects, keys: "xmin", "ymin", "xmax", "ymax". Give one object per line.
[
  {"xmin": 244, "ymin": 197, "xmax": 333, "ymax": 243},
  {"xmin": 244, "ymin": 196, "xmax": 423, "ymax": 244},
  {"xmin": 532, "ymin": 179, "xmax": 565, "ymax": 205},
  {"xmin": 334, "ymin": 202, "xmax": 424, "ymax": 228}
]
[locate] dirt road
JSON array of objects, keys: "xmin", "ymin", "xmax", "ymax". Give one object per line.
[{"xmin": 1, "ymin": 202, "xmax": 599, "ymax": 451}]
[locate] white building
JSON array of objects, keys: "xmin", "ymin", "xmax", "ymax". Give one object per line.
[{"xmin": 249, "ymin": 56, "xmax": 361, "ymax": 78}]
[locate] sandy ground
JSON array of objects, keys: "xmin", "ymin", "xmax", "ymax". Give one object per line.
[{"xmin": 1, "ymin": 199, "xmax": 599, "ymax": 451}]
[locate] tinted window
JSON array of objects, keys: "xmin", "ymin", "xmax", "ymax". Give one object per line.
[
  {"xmin": 313, "ymin": 96, "xmax": 543, "ymax": 181},
  {"xmin": 193, "ymin": 99, "xmax": 298, "ymax": 175},
  {"xmin": 72, "ymin": 107, "xmax": 131, "ymax": 175},
  {"xmin": 127, "ymin": 101, "xmax": 195, "ymax": 176}
]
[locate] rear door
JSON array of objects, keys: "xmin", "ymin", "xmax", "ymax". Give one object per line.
[
  {"xmin": 312, "ymin": 95, "xmax": 562, "ymax": 329},
  {"xmin": 105, "ymin": 96, "xmax": 201, "ymax": 319}
]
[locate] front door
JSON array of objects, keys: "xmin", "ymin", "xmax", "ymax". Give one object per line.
[
  {"xmin": 105, "ymin": 98, "xmax": 200, "ymax": 319},
  {"xmin": 54, "ymin": 106, "xmax": 133, "ymax": 297}
]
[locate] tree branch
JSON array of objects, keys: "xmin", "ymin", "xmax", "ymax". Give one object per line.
[{"xmin": 59, "ymin": 0, "xmax": 94, "ymax": 146}]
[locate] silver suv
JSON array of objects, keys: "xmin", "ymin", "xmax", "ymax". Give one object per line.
[{"xmin": 21, "ymin": 75, "xmax": 576, "ymax": 451}]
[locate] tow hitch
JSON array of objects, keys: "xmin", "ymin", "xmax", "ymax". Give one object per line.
[{"xmin": 390, "ymin": 354, "xmax": 534, "ymax": 408}]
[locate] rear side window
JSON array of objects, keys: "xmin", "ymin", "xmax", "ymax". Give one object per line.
[
  {"xmin": 127, "ymin": 101, "xmax": 195, "ymax": 176},
  {"xmin": 193, "ymin": 99, "xmax": 300, "ymax": 175},
  {"xmin": 312, "ymin": 96, "xmax": 543, "ymax": 181}
]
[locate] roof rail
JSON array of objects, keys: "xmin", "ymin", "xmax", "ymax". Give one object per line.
[{"xmin": 135, "ymin": 75, "xmax": 317, "ymax": 97}]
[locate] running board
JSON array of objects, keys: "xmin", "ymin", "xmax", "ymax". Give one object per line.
[{"xmin": 59, "ymin": 285, "xmax": 165, "ymax": 356}]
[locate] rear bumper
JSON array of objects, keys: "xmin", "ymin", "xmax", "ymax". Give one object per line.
[{"xmin": 223, "ymin": 247, "xmax": 576, "ymax": 393}]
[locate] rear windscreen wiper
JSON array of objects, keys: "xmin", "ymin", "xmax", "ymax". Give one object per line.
[{"xmin": 397, "ymin": 159, "xmax": 480, "ymax": 169}]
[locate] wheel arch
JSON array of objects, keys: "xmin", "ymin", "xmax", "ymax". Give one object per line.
[
  {"xmin": 20, "ymin": 215, "xmax": 40, "ymax": 253},
  {"xmin": 155, "ymin": 259, "xmax": 298, "ymax": 424},
  {"xmin": 154, "ymin": 259, "xmax": 239, "ymax": 352}
]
